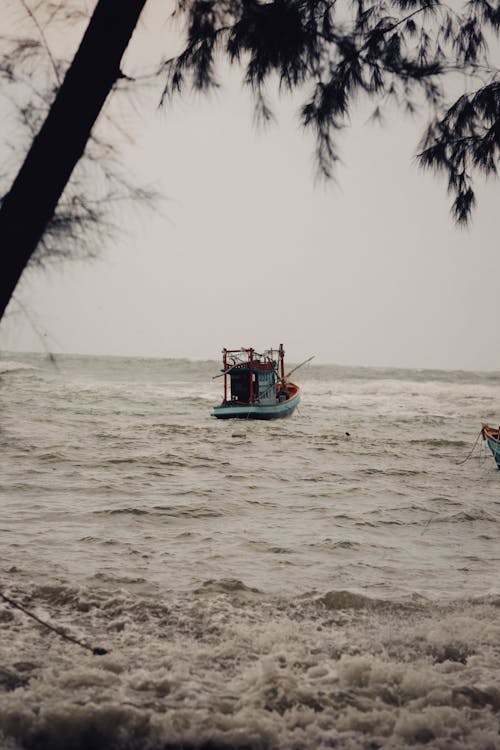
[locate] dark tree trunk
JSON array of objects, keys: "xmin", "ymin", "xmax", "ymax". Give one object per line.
[{"xmin": 0, "ymin": 0, "xmax": 147, "ymax": 321}]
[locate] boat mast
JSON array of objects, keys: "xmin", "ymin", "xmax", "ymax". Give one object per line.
[
  {"xmin": 279, "ymin": 343, "xmax": 285, "ymax": 381},
  {"xmin": 249, "ymin": 347, "xmax": 254, "ymax": 404},
  {"xmin": 223, "ymin": 348, "xmax": 227, "ymax": 403}
]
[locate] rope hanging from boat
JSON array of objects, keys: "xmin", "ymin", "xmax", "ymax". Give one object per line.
[
  {"xmin": 0, "ymin": 590, "xmax": 109, "ymax": 656},
  {"xmin": 456, "ymin": 429, "xmax": 484, "ymax": 465}
]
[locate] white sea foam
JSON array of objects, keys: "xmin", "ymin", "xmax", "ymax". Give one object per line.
[{"xmin": 1, "ymin": 580, "xmax": 500, "ymax": 749}]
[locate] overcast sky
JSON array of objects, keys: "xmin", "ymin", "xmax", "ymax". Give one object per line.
[{"xmin": 0, "ymin": 1, "xmax": 498, "ymax": 370}]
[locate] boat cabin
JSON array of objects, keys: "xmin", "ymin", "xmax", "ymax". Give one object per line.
[
  {"xmin": 221, "ymin": 346, "xmax": 288, "ymax": 406},
  {"xmin": 213, "ymin": 344, "xmax": 302, "ymax": 420}
]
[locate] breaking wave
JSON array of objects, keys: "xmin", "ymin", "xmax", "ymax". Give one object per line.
[{"xmin": 1, "ymin": 579, "xmax": 500, "ymax": 750}]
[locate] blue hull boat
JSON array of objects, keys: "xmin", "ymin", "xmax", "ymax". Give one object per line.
[
  {"xmin": 213, "ymin": 388, "xmax": 300, "ymax": 419},
  {"xmin": 482, "ymin": 425, "xmax": 500, "ymax": 467},
  {"xmin": 213, "ymin": 345, "xmax": 306, "ymax": 420}
]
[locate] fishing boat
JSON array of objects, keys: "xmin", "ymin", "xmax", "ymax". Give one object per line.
[
  {"xmin": 481, "ymin": 424, "xmax": 500, "ymax": 467},
  {"xmin": 213, "ymin": 345, "xmax": 309, "ymax": 420}
]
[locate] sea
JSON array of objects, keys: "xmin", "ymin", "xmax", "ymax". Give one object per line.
[{"xmin": 1, "ymin": 352, "xmax": 500, "ymax": 750}]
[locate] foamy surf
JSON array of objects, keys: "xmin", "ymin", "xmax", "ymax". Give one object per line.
[{"xmin": 1, "ymin": 578, "xmax": 500, "ymax": 750}]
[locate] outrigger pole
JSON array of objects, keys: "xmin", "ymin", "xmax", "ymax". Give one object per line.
[
  {"xmin": 213, "ymin": 353, "xmax": 314, "ymax": 381},
  {"xmin": 283, "ymin": 355, "xmax": 315, "ymax": 381},
  {"xmin": 256, "ymin": 354, "xmax": 315, "ymax": 403},
  {"xmin": 212, "ymin": 361, "xmax": 244, "ymax": 379}
]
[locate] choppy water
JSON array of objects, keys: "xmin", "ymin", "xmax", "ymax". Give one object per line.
[{"xmin": 1, "ymin": 352, "xmax": 500, "ymax": 749}]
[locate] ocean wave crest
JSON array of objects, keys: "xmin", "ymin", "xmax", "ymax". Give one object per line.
[{"xmin": 1, "ymin": 579, "xmax": 500, "ymax": 749}]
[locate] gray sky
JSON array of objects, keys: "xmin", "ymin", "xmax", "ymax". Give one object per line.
[{"xmin": 0, "ymin": 1, "xmax": 498, "ymax": 370}]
